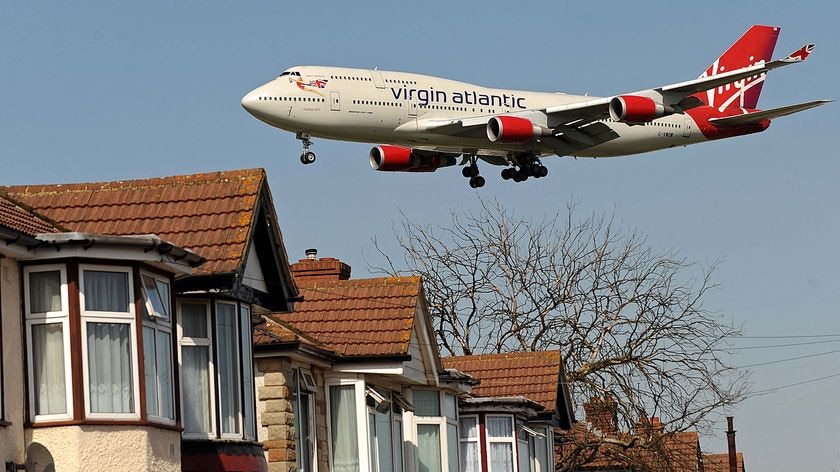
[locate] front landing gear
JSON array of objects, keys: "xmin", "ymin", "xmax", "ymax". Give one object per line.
[
  {"xmin": 461, "ymin": 155, "xmax": 485, "ymax": 188},
  {"xmin": 297, "ymin": 132, "xmax": 316, "ymax": 165}
]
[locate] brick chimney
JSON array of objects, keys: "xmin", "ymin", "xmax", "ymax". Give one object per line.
[
  {"xmin": 290, "ymin": 248, "xmax": 351, "ymax": 281},
  {"xmin": 635, "ymin": 416, "xmax": 665, "ymax": 435},
  {"xmin": 726, "ymin": 416, "xmax": 737, "ymax": 472},
  {"xmin": 583, "ymin": 396, "xmax": 618, "ymax": 434}
]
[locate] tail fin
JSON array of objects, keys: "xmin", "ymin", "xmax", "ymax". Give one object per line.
[{"xmin": 693, "ymin": 25, "xmax": 780, "ymax": 109}]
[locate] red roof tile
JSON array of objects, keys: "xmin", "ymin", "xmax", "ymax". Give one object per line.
[
  {"xmin": 443, "ymin": 351, "xmax": 562, "ymax": 411},
  {"xmin": 272, "ymin": 276, "xmax": 421, "ymax": 358},
  {"xmin": 2, "ymin": 169, "xmax": 267, "ymax": 275},
  {"xmin": 0, "ymin": 194, "xmax": 62, "ymax": 236}
]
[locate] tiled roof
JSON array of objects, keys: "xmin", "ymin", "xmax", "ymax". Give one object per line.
[
  {"xmin": 272, "ymin": 276, "xmax": 421, "ymax": 358},
  {"xmin": 704, "ymin": 452, "xmax": 744, "ymax": 472},
  {"xmin": 443, "ymin": 351, "xmax": 562, "ymax": 411},
  {"xmin": 253, "ymin": 315, "xmax": 326, "ymax": 350},
  {"xmin": 2, "ymin": 169, "xmax": 267, "ymax": 275},
  {"xmin": 0, "ymin": 194, "xmax": 62, "ymax": 236}
]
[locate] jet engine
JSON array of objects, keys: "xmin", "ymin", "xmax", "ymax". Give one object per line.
[
  {"xmin": 369, "ymin": 145, "xmax": 457, "ymax": 172},
  {"xmin": 609, "ymin": 95, "xmax": 674, "ymax": 123},
  {"xmin": 486, "ymin": 116, "xmax": 551, "ymax": 143}
]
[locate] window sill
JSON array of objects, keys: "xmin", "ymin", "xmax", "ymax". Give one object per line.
[
  {"xmin": 26, "ymin": 419, "xmax": 183, "ymax": 432},
  {"xmin": 0, "ymin": 420, "xmax": 12, "ymax": 427}
]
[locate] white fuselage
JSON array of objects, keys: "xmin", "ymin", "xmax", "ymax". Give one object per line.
[{"xmin": 241, "ymin": 66, "xmax": 707, "ymax": 159}]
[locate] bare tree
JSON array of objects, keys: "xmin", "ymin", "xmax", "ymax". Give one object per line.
[{"xmin": 371, "ymin": 199, "xmax": 747, "ymax": 470}]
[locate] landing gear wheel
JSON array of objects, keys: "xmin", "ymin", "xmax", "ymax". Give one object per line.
[
  {"xmin": 471, "ymin": 176, "xmax": 485, "ymax": 188},
  {"xmin": 462, "ymin": 165, "xmax": 479, "ymax": 178},
  {"xmin": 501, "ymin": 168, "xmax": 514, "ymax": 180},
  {"xmin": 300, "ymin": 151, "xmax": 317, "ymax": 164},
  {"xmin": 536, "ymin": 165, "xmax": 548, "ymax": 178}
]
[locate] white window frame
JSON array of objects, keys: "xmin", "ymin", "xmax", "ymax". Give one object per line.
[
  {"xmin": 484, "ymin": 415, "xmax": 517, "ymax": 472},
  {"xmin": 141, "ymin": 271, "xmax": 175, "ymax": 425},
  {"xmin": 240, "ymin": 304, "xmax": 256, "ymax": 440},
  {"xmin": 79, "ymin": 265, "xmax": 140, "ymax": 420},
  {"xmin": 216, "ymin": 300, "xmax": 243, "ymax": 439},
  {"xmin": 178, "ymin": 299, "xmax": 216, "ymax": 439},
  {"xmin": 24, "ymin": 265, "xmax": 73, "ymax": 423},
  {"xmin": 459, "ymin": 415, "xmax": 481, "ymax": 472},
  {"xmin": 325, "ymin": 377, "xmax": 368, "ymax": 472},
  {"xmin": 411, "ymin": 389, "xmax": 455, "ymax": 472}
]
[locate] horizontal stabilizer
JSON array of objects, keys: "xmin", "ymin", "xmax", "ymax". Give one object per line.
[{"xmin": 708, "ymin": 100, "xmax": 831, "ymax": 126}]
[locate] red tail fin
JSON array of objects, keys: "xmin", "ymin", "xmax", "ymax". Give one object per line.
[{"xmin": 693, "ymin": 25, "xmax": 780, "ymax": 110}]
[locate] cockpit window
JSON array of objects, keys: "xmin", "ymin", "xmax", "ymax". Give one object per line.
[
  {"xmin": 279, "ymin": 72, "xmax": 291, "ymax": 77},
  {"xmin": 278, "ymin": 71, "xmax": 301, "ymax": 78}
]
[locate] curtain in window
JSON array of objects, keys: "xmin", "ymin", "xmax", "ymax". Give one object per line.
[
  {"xmin": 87, "ymin": 322, "xmax": 133, "ymax": 413},
  {"xmin": 84, "ymin": 270, "xmax": 129, "ymax": 312},
  {"xmin": 32, "ymin": 323, "xmax": 66, "ymax": 415},
  {"xmin": 489, "ymin": 444, "xmax": 513, "ymax": 472},
  {"xmin": 533, "ymin": 431, "xmax": 549, "ymax": 472},
  {"xmin": 157, "ymin": 331, "xmax": 174, "ymax": 418},
  {"xmin": 217, "ymin": 304, "xmax": 241, "ymax": 434},
  {"xmin": 182, "ymin": 345, "xmax": 211, "ymax": 433},
  {"xmin": 459, "ymin": 418, "xmax": 480, "ymax": 472},
  {"xmin": 181, "ymin": 303, "xmax": 207, "ymax": 337},
  {"xmin": 447, "ymin": 423, "xmax": 459, "ymax": 472},
  {"xmin": 29, "ymin": 270, "xmax": 62, "ymax": 313},
  {"xmin": 487, "ymin": 417, "xmax": 513, "ymax": 437},
  {"xmin": 413, "ymin": 391, "xmax": 440, "ymax": 416},
  {"xmin": 330, "ymin": 385, "xmax": 360, "ymax": 472},
  {"xmin": 417, "ymin": 424, "xmax": 442, "ymax": 472},
  {"xmin": 144, "ymin": 327, "xmax": 158, "ymax": 416}
]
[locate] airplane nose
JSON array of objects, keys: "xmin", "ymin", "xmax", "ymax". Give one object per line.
[{"xmin": 241, "ymin": 89, "xmax": 260, "ymax": 114}]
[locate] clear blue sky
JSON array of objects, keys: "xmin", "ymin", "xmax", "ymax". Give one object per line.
[{"xmin": 2, "ymin": 1, "xmax": 838, "ymax": 469}]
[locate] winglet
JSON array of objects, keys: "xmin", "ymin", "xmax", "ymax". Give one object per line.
[{"xmin": 782, "ymin": 44, "xmax": 815, "ymax": 63}]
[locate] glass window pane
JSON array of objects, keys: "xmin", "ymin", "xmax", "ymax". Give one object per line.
[
  {"xmin": 445, "ymin": 394, "xmax": 457, "ymax": 420},
  {"xmin": 447, "ymin": 423, "xmax": 459, "ymax": 472},
  {"xmin": 29, "ymin": 270, "xmax": 62, "ymax": 313},
  {"xmin": 216, "ymin": 303, "xmax": 241, "ymax": 434},
  {"xmin": 182, "ymin": 345, "xmax": 211, "ymax": 433},
  {"xmin": 460, "ymin": 440, "xmax": 480, "ymax": 472},
  {"xmin": 489, "ymin": 444, "xmax": 513, "ymax": 472},
  {"xmin": 487, "ymin": 417, "xmax": 513, "ymax": 438},
  {"xmin": 459, "ymin": 417, "xmax": 478, "ymax": 438},
  {"xmin": 240, "ymin": 305, "xmax": 255, "ymax": 438},
  {"xmin": 84, "ymin": 270, "xmax": 129, "ymax": 312},
  {"xmin": 376, "ymin": 409, "xmax": 394, "ymax": 472},
  {"xmin": 517, "ymin": 438, "xmax": 530, "ymax": 472},
  {"xmin": 417, "ymin": 424, "xmax": 442, "ymax": 472},
  {"xmin": 156, "ymin": 280, "xmax": 171, "ymax": 316},
  {"xmin": 330, "ymin": 385, "xmax": 360, "ymax": 472},
  {"xmin": 142, "ymin": 275, "xmax": 169, "ymax": 319},
  {"xmin": 394, "ymin": 417, "xmax": 404, "ymax": 472},
  {"xmin": 87, "ymin": 322, "xmax": 134, "ymax": 413},
  {"xmin": 32, "ymin": 323, "xmax": 66, "ymax": 415},
  {"xmin": 413, "ymin": 390, "xmax": 440, "ymax": 416},
  {"xmin": 369, "ymin": 413, "xmax": 378, "ymax": 472},
  {"xmin": 157, "ymin": 331, "xmax": 174, "ymax": 419},
  {"xmin": 534, "ymin": 431, "xmax": 549, "ymax": 472},
  {"xmin": 143, "ymin": 327, "xmax": 158, "ymax": 417},
  {"xmin": 181, "ymin": 302, "xmax": 208, "ymax": 338}
]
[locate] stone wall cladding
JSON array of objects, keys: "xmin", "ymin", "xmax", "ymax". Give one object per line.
[
  {"xmin": 0, "ymin": 257, "xmax": 25, "ymax": 466},
  {"xmin": 256, "ymin": 357, "xmax": 296, "ymax": 472}
]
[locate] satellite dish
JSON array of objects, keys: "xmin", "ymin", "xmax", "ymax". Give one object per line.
[{"xmin": 26, "ymin": 442, "xmax": 56, "ymax": 472}]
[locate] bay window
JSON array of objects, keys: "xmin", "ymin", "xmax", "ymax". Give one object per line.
[
  {"xmin": 517, "ymin": 425, "xmax": 551, "ymax": 472},
  {"xmin": 366, "ymin": 387, "xmax": 407, "ymax": 472},
  {"xmin": 217, "ymin": 301, "xmax": 242, "ymax": 437},
  {"xmin": 142, "ymin": 272, "xmax": 175, "ymax": 423},
  {"xmin": 80, "ymin": 266, "xmax": 139, "ymax": 419},
  {"xmin": 240, "ymin": 305, "xmax": 256, "ymax": 440},
  {"xmin": 24, "ymin": 265, "xmax": 73, "ymax": 422},
  {"xmin": 329, "ymin": 383, "xmax": 361, "ymax": 472},
  {"xmin": 486, "ymin": 416, "xmax": 516, "ymax": 472}
]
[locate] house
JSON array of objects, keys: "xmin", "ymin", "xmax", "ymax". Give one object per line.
[
  {"xmin": 442, "ymin": 351, "xmax": 575, "ymax": 472},
  {"xmin": 2, "ymin": 169, "xmax": 300, "ymax": 471},
  {"xmin": 0, "ymin": 193, "xmax": 203, "ymax": 471},
  {"xmin": 556, "ymin": 397, "xmax": 703, "ymax": 472},
  {"xmin": 252, "ymin": 251, "xmax": 476, "ymax": 472}
]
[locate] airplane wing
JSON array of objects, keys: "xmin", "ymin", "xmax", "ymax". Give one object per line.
[
  {"xmin": 412, "ymin": 44, "xmax": 818, "ymax": 155},
  {"xmin": 707, "ymin": 100, "xmax": 831, "ymax": 126}
]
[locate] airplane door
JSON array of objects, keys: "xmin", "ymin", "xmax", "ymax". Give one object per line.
[
  {"xmin": 369, "ymin": 70, "xmax": 385, "ymax": 89},
  {"xmin": 408, "ymin": 97, "xmax": 418, "ymax": 117},
  {"xmin": 330, "ymin": 91, "xmax": 340, "ymax": 111},
  {"xmin": 682, "ymin": 115, "xmax": 692, "ymax": 137}
]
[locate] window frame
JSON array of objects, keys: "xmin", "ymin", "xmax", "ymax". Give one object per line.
[
  {"xmin": 23, "ymin": 264, "xmax": 74, "ymax": 423},
  {"xmin": 215, "ymin": 300, "xmax": 243, "ymax": 439},
  {"xmin": 412, "ymin": 389, "xmax": 459, "ymax": 472},
  {"xmin": 79, "ymin": 265, "xmax": 139, "ymax": 420},
  {"xmin": 325, "ymin": 378, "xmax": 367, "ymax": 472},
  {"xmin": 178, "ymin": 299, "xmax": 217, "ymax": 439},
  {"xmin": 459, "ymin": 415, "xmax": 481, "ymax": 472},
  {"xmin": 240, "ymin": 303, "xmax": 256, "ymax": 440},
  {"xmin": 141, "ymin": 271, "xmax": 175, "ymax": 425},
  {"xmin": 484, "ymin": 415, "xmax": 518, "ymax": 472},
  {"xmin": 293, "ymin": 368, "xmax": 318, "ymax": 472}
]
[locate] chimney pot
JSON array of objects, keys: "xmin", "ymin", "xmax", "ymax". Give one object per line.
[
  {"xmin": 726, "ymin": 416, "xmax": 738, "ymax": 472},
  {"xmin": 305, "ymin": 248, "xmax": 318, "ymax": 260}
]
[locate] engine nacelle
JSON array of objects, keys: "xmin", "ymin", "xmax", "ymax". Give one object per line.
[
  {"xmin": 609, "ymin": 95, "xmax": 673, "ymax": 123},
  {"xmin": 486, "ymin": 116, "xmax": 550, "ymax": 143},
  {"xmin": 369, "ymin": 145, "xmax": 457, "ymax": 172}
]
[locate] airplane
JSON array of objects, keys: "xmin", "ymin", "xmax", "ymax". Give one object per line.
[{"xmin": 241, "ymin": 25, "xmax": 829, "ymax": 188}]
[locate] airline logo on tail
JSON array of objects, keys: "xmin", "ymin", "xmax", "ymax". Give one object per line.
[{"xmin": 693, "ymin": 25, "xmax": 780, "ymax": 111}]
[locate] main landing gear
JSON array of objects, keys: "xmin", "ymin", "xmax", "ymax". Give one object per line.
[
  {"xmin": 297, "ymin": 132, "xmax": 316, "ymax": 164},
  {"xmin": 500, "ymin": 154, "xmax": 548, "ymax": 183},
  {"xmin": 461, "ymin": 155, "xmax": 485, "ymax": 188}
]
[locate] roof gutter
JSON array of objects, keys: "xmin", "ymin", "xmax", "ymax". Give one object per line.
[{"xmin": 35, "ymin": 232, "xmax": 206, "ymax": 267}]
